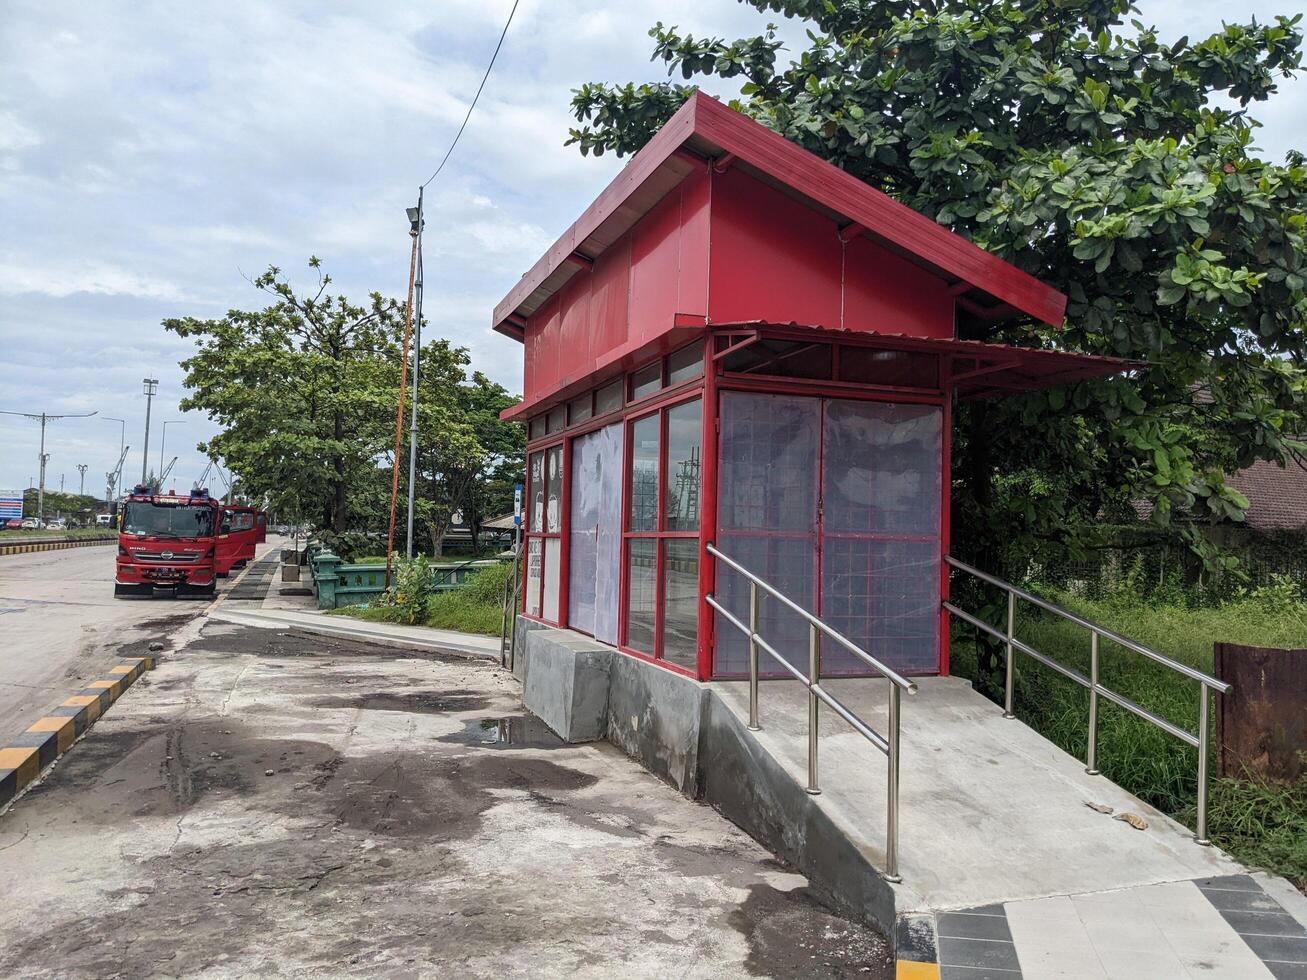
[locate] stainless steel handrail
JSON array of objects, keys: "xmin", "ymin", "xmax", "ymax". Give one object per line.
[
  {"xmin": 710, "ymin": 544, "xmax": 917, "ymax": 693},
  {"xmin": 943, "ymin": 555, "xmax": 1228, "ymax": 845},
  {"xmin": 706, "ymin": 541, "xmax": 913, "ymax": 882}
]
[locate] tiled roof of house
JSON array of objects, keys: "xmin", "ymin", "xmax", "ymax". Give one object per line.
[{"xmin": 1226, "ymin": 458, "xmax": 1307, "ymax": 532}]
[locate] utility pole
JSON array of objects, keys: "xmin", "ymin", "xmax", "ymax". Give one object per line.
[
  {"xmin": 77, "ymin": 464, "xmax": 88, "ymax": 497},
  {"xmin": 386, "ymin": 197, "xmax": 420, "ymax": 585},
  {"xmin": 0, "ymin": 409, "xmax": 97, "ymax": 526},
  {"xmin": 141, "ymin": 378, "xmax": 159, "ymax": 484},
  {"xmin": 405, "ymin": 189, "xmax": 424, "ymax": 559}
]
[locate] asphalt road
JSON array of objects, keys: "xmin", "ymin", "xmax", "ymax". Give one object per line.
[{"xmin": 0, "ymin": 536, "xmax": 284, "ymax": 746}]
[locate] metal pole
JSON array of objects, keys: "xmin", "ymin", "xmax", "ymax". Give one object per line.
[
  {"xmin": 77, "ymin": 464, "xmax": 87, "ymax": 497},
  {"xmin": 806, "ymin": 622, "xmax": 821, "ymax": 795},
  {"xmin": 1196, "ymin": 684, "xmax": 1211, "ymax": 845},
  {"xmin": 1086, "ymin": 631, "xmax": 1101, "ymax": 775},
  {"xmin": 747, "ymin": 581, "xmax": 760, "ymax": 730},
  {"xmin": 37, "ymin": 414, "xmax": 47, "ymax": 526},
  {"xmin": 405, "ymin": 187, "xmax": 424, "ymax": 559},
  {"xmin": 385, "ymin": 217, "xmax": 420, "ymax": 587},
  {"xmin": 141, "ymin": 379, "xmax": 158, "ymax": 484},
  {"xmin": 1003, "ymin": 588, "xmax": 1016, "ymax": 718},
  {"xmin": 886, "ymin": 683, "xmax": 902, "ymax": 882}
]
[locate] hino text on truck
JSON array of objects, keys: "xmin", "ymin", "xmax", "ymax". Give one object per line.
[{"xmin": 114, "ymin": 485, "xmax": 221, "ymax": 598}]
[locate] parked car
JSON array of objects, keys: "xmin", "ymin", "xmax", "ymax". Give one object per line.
[
  {"xmin": 21, "ymin": 517, "xmax": 41, "ymax": 529},
  {"xmin": 3, "ymin": 518, "xmax": 23, "ymax": 530}
]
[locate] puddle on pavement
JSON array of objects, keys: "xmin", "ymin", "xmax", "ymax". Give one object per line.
[
  {"xmin": 439, "ymin": 715, "xmax": 565, "ymax": 750},
  {"xmin": 312, "ymin": 690, "xmax": 490, "ymax": 714}
]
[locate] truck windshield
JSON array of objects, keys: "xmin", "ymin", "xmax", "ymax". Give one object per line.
[{"xmin": 122, "ymin": 502, "xmax": 214, "ymax": 538}]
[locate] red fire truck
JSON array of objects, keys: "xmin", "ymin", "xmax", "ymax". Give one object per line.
[
  {"xmin": 115, "ymin": 486, "xmax": 221, "ymax": 598},
  {"xmin": 215, "ymin": 504, "xmax": 260, "ymax": 576}
]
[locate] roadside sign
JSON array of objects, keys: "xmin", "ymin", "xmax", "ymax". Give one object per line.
[
  {"xmin": 0, "ymin": 489, "xmax": 21, "ymax": 520},
  {"xmin": 513, "ymin": 483, "xmax": 523, "ymax": 526}
]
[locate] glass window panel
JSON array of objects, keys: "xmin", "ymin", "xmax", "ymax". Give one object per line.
[
  {"xmin": 528, "ymin": 452, "xmax": 544, "ymax": 532},
  {"xmin": 545, "ymin": 446, "xmax": 563, "ymax": 533},
  {"xmin": 626, "ymin": 539, "xmax": 656, "ymax": 653},
  {"xmin": 823, "ymin": 401, "xmax": 941, "ymax": 536},
  {"xmin": 546, "ymin": 405, "xmax": 565, "ymax": 433},
  {"xmin": 528, "ymin": 417, "xmax": 545, "ymax": 441},
  {"xmin": 525, "ymin": 538, "xmax": 543, "ymax": 617},
  {"xmin": 542, "ymin": 539, "xmax": 561, "ymax": 623},
  {"xmin": 569, "ymin": 393, "xmax": 593, "ymax": 425},
  {"xmin": 630, "ymin": 362, "xmax": 661, "ymax": 400},
  {"xmin": 718, "ymin": 392, "xmax": 820, "ymax": 533},
  {"xmin": 664, "ymin": 399, "xmax": 702, "ymax": 531},
  {"xmin": 721, "ymin": 339, "xmax": 832, "ymax": 380},
  {"xmin": 595, "ymin": 380, "xmax": 623, "ymax": 415},
  {"xmin": 661, "ymin": 539, "xmax": 699, "ymax": 669},
  {"xmin": 568, "ymin": 423, "xmax": 624, "ymax": 643},
  {"xmin": 629, "ymin": 414, "xmax": 660, "ymax": 532},
  {"xmin": 666, "ymin": 340, "xmax": 705, "ymax": 386},
  {"xmin": 839, "ymin": 347, "xmax": 939, "ymax": 389}
]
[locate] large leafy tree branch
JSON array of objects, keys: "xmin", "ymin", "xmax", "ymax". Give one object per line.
[{"xmin": 569, "ymin": 1, "xmax": 1307, "ymax": 572}]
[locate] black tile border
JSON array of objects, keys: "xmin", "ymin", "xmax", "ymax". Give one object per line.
[
  {"xmin": 935, "ymin": 905, "xmax": 1022, "ymax": 978},
  {"xmin": 1197, "ymin": 875, "xmax": 1307, "ymax": 976}
]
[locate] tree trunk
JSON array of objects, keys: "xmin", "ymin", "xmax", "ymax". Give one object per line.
[{"xmin": 331, "ymin": 411, "xmax": 347, "ymax": 532}]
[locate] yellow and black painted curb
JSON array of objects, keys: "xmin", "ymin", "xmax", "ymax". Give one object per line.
[
  {"xmin": 0, "ymin": 655, "xmax": 156, "ymax": 808},
  {"xmin": 895, "ymin": 914, "xmax": 940, "ymax": 979},
  {"xmin": 0, "ymin": 537, "xmax": 117, "ymax": 557}
]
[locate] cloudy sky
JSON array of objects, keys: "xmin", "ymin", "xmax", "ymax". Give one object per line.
[{"xmin": 0, "ymin": 1, "xmax": 1303, "ymax": 503}]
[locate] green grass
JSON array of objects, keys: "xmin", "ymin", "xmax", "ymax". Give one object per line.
[
  {"xmin": 0, "ymin": 527, "xmax": 116, "ymax": 539},
  {"xmin": 331, "ymin": 561, "xmax": 513, "ymax": 636},
  {"xmin": 950, "ymin": 583, "xmax": 1307, "ymax": 888}
]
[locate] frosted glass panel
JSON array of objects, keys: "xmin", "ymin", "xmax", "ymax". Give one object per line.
[
  {"xmin": 542, "ymin": 539, "xmax": 561, "ymax": 623},
  {"xmin": 823, "ymin": 401, "xmax": 941, "ymax": 536},
  {"xmin": 568, "ymin": 423, "xmax": 623, "ymax": 644},
  {"xmin": 715, "ymin": 392, "xmax": 820, "ymax": 677},
  {"xmin": 821, "ymin": 399, "xmax": 941, "ymax": 674}
]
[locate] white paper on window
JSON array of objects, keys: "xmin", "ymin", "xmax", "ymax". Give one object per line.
[{"xmin": 567, "ymin": 423, "xmax": 624, "ymax": 644}]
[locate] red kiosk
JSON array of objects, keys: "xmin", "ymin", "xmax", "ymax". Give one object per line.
[{"xmin": 498, "ymin": 93, "xmax": 1130, "ymax": 685}]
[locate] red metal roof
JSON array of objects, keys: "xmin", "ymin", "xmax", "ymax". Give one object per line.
[{"xmin": 493, "ymin": 91, "xmax": 1067, "ymax": 338}]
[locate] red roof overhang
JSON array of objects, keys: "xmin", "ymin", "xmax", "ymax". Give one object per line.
[{"xmin": 492, "ymin": 91, "xmax": 1067, "ymax": 339}]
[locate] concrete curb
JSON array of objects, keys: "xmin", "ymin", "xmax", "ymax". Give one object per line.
[
  {"xmin": 0, "ymin": 537, "xmax": 117, "ymax": 557},
  {"xmin": 0, "ymin": 655, "xmax": 156, "ymax": 808}
]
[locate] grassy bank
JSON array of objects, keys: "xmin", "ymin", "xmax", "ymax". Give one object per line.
[
  {"xmin": 0, "ymin": 527, "xmax": 116, "ymax": 539},
  {"xmin": 331, "ymin": 561, "xmax": 512, "ymax": 636},
  {"xmin": 950, "ymin": 580, "xmax": 1307, "ymax": 888}
]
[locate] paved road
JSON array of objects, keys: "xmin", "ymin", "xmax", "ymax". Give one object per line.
[{"xmin": 0, "ymin": 536, "xmax": 284, "ymax": 745}]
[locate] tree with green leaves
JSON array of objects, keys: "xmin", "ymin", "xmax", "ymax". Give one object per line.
[
  {"xmin": 569, "ymin": 1, "xmax": 1307, "ymax": 574},
  {"xmin": 165, "ymin": 259, "xmax": 403, "ymax": 532}
]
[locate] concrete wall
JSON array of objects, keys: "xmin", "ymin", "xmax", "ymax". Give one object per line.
[{"xmin": 513, "ymin": 621, "xmax": 896, "ymax": 936}]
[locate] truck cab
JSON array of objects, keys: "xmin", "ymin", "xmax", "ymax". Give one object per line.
[
  {"xmin": 215, "ymin": 504, "xmax": 259, "ymax": 577},
  {"xmin": 115, "ymin": 486, "xmax": 220, "ymax": 598}
]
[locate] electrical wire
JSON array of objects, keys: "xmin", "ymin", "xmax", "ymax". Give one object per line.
[{"xmin": 421, "ymin": 0, "xmax": 521, "ymax": 188}]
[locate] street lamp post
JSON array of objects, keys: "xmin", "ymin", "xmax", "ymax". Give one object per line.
[
  {"xmin": 77, "ymin": 463, "xmax": 88, "ymax": 497},
  {"xmin": 0, "ymin": 409, "xmax": 98, "ymax": 526},
  {"xmin": 141, "ymin": 379, "xmax": 158, "ymax": 485}
]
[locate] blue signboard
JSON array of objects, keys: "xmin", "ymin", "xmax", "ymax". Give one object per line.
[{"xmin": 0, "ymin": 489, "xmax": 22, "ymax": 520}]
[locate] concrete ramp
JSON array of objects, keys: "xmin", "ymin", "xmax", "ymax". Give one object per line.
[{"xmin": 711, "ymin": 676, "xmax": 1238, "ymax": 913}]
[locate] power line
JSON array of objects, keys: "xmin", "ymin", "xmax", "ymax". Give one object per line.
[{"xmin": 421, "ymin": 0, "xmax": 521, "ymax": 188}]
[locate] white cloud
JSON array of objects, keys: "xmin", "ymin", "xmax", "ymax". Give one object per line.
[{"xmin": 0, "ymin": 259, "xmax": 192, "ymax": 301}]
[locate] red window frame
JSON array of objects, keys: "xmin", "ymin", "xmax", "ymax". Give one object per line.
[
  {"xmin": 618, "ymin": 390, "xmax": 703, "ymax": 678},
  {"xmin": 521, "ymin": 442, "xmax": 566, "ymax": 624}
]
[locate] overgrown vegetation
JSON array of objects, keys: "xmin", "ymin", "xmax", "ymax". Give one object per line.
[
  {"xmin": 950, "ymin": 577, "xmax": 1307, "ymax": 888},
  {"xmin": 333, "ymin": 560, "xmax": 514, "ymax": 636}
]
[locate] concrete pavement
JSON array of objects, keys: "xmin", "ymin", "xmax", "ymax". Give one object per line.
[
  {"xmin": 0, "ymin": 613, "xmax": 893, "ymax": 978},
  {"xmin": 0, "ymin": 535, "xmax": 284, "ymax": 746}
]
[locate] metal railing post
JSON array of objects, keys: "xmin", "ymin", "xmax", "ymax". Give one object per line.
[
  {"xmin": 1003, "ymin": 589, "xmax": 1016, "ymax": 718},
  {"xmin": 1086, "ymin": 631, "xmax": 1100, "ymax": 775},
  {"xmin": 806, "ymin": 622, "xmax": 821, "ymax": 795},
  {"xmin": 748, "ymin": 581, "xmax": 761, "ymax": 731},
  {"xmin": 886, "ymin": 683, "xmax": 902, "ymax": 882},
  {"xmin": 1196, "ymin": 684, "xmax": 1211, "ymax": 846}
]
